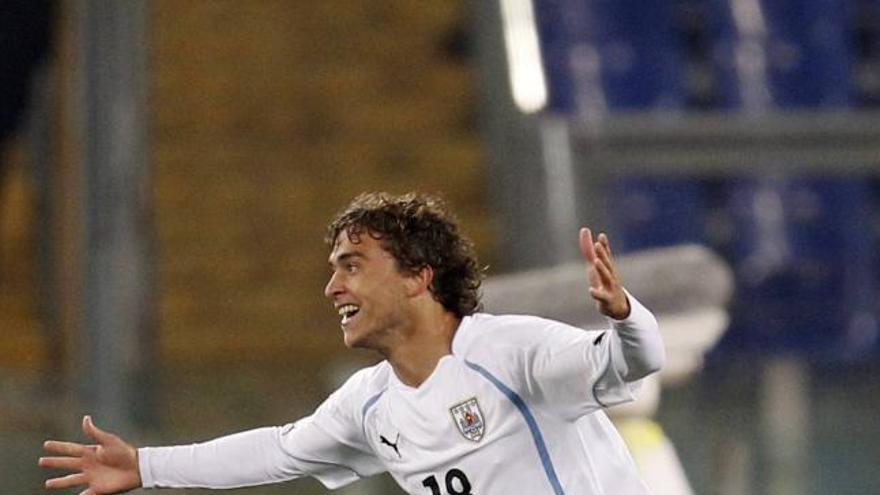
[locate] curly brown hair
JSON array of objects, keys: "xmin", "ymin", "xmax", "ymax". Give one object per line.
[{"xmin": 326, "ymin": 192, "xmax": 483, "ymax": 317}]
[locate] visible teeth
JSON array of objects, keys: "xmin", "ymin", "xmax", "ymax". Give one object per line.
[{"xmin": 337, "ymin": 304, "xmax": 359, "ymax": 317}]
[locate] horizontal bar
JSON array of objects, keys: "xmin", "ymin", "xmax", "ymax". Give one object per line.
[{"xmin": 570, "ymin": 110, "xmax": 880, "ymax": 175}]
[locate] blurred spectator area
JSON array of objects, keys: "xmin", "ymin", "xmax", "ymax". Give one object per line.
[
  {"xmin": 147, "ymin": 0, "xmax": 493, "ymax": 373},
  {"xmin": 150, "ymin": 0, "xmax": 493, "ymax": 361},
  {"xmin": 0, "ymin": 0, "xmax": 494, "ymax": 376},
  {"xmin": 0, "ymin": 0, "xmax": 54, "ymax": 372}
]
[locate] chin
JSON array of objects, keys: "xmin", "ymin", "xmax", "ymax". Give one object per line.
[
  {"xmin": 342, "ymin": 327, "xmax": 367, "ymax": 349},
  {"xmin": 343, "ymin": 326, "xmax": 383, "ymax": 352}
]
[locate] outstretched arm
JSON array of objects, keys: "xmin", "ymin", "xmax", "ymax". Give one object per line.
[
  {"xmin": 42, "ymin": 411, "xmax": 382, "ymax": 491},
  {"xmin": 39, "ymin": 415, "xmax": 141, "ymax": 495},
  {"xmin": 41, "ymin": 418, "xmax": 306, "ymax": 491},
  {"xmin": 580, "ymin": 228, "xmax": 665, "ymax": 381}
]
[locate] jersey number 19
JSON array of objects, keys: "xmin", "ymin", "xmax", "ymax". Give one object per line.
[{"xmin": 421, "ymin": 468, "xmax": 473, "ymax": 495}]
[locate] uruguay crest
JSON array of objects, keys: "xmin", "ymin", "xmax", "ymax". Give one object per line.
[{"xmin": 450, "ymin": 397, "xmax": 485, "ymax": 442}]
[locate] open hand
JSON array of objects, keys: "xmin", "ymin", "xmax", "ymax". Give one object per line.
[
  {"xmin": 579, "ymin": 228, "xmax": 630, "ymax": 320},
  {"xmin": 39, "ymin": 415, "xmax": 141, "ymax": 495}
]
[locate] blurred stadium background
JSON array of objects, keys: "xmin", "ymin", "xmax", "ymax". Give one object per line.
[{"xmin": 1, "ymin": 1, "xmax": 879, "ymax": 493}]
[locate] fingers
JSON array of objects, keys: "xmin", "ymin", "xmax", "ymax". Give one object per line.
[
  {"xmin": 579, "ymin": 228, "xmax": 596, "ymax": 263},
  {"xmin": 597, "ymin": 232, "xmax": 611, "ymax": 251},
  {"xmin": 45, "ymin": 472, "xmax": 87, "ymax": 490},
  {"xmin": 38, "ymin": 456, "xmax": 82, "ymax": 471},
  {"xmin": 79, "ymin": 490, "xmax": 96, "ymax": 495},
  {"xmin": 83, "ymin": 415, "xmax": 114, "ymax": 445},
  {"xmin": 594, "ymin": 238, "xmax": 618, "ymax": 279},
  {"xmin": 43, "ymin": 440, "xmax": 88, "ymax": 457},
  {"xmin": 598, "ymin": 232, "xmax": 614, "ymax": 262},
  {"xmin": 581, "ymin": 229, "xmax": 616, "ymax": 265},
  {"xmin": 592, "ymin": 253, "xmax": 617, "ymax": 289},
  {"xmin": 588, "ymin": 236, "xmax": 620, "ymax": 300}
]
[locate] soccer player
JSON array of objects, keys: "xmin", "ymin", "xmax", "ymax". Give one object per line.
[{"xmin": 39, "ymin": 192, "xmax": 665, "ymax": 495}]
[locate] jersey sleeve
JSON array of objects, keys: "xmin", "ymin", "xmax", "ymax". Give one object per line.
[
  {"xmin": 139, "ymin": 368, "xmax": 385, "ymax": 490},
  {"xmin": 524, "ymin": 317, "xmax": 637, "ymax": 419},
  {"xmin": 461, "ymin": 292, "xmax": 663, "ymax": 421},
  {"xmin": 590, "ymin": 291, "xmax": 665, "ymax": 407}
]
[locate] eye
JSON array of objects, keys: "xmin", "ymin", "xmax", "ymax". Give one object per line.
[{"xmin": 346, "ymin": 262, "xmax": 359, "ymax": 274}]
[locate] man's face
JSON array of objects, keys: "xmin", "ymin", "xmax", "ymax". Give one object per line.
[{"xmin": 324, "ymin": 230, "xmax": 415, "ymax": 349}]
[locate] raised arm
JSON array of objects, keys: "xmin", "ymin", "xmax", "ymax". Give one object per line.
[
  {"xmin": 579, "ymin": 228, "xmax": 630, "ymax": 320},
  {"xmin": 39, "ymin": 415, "xmax": 141, "ymax": 495},
  {"xmin": 580, "ymin": 228, "xmax": 665, "ymax": 381}
]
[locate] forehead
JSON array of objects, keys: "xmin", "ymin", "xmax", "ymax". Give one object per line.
[{"xmin": 328, "ymin": 229, "xmax": 389, "ymax": 261}]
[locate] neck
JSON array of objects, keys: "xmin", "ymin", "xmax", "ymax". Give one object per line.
[{"xmin": 384, "ymin": 309, "xmax": 461, "ymax": 388}]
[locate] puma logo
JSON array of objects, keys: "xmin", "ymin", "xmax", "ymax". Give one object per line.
[{"xmin": 380, "ymin": 433, "xmax": 401, "ymax": 458}]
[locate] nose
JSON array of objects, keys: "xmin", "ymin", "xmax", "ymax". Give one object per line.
[{"xmin": 324, "ymin": 271, "xmax": 343, "ymax": 299}]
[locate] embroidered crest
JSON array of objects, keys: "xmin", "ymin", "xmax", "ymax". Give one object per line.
[{"xmin": 450, "ymin": 397, "xmax": 485, "ymax": 442}]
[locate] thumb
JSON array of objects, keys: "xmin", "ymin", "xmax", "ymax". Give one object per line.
[{"xmin": 82, "ymin": 415, "xmax": 114, "ymax": 444}]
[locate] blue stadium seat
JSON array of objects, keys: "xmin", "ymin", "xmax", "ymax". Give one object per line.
[
  {"xmin": 850, "ymin": 0, "xmax": 880, "ymax": 107},
  {"xmin": 761, "ymin": 0, "xmax": 853, "ymax": 108},
  {"xmin": 716, "ymin": 178, "xmax": 877, "ymax": 359},
  {"xmin": 705, "ymin": 0, "xmax": 852, "ymax": 109},
  {"xmin": 533, "ymin": 0, "xmax": 685, "ymax": 114},
  {"xmin": 608, "ymin": 177, "xmax": 709, "ymax": 252},
  {"xmin": 589, "ymin": 0, "xmax": 686, "ymax": 110},
  {"xmin": 703, "ymin": 0, "xmax": 878, "ymax": 361}
]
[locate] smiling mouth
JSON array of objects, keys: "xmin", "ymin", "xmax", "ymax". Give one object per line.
[{"xmin": 338, "ymin": 304, "xmax": 360, "ymax": 325}]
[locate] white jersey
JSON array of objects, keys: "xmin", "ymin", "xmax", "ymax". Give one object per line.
[{"xmin": 139, "ymin": 294, "xmax": 662, "ymax": 494}]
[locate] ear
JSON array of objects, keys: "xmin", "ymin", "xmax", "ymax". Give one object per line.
[{"xmin": 405, "ymin": 265, "xmax": 434, "ymax": 298}]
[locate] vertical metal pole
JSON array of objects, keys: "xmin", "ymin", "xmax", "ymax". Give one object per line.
[
  {"xmin": 472, "ymin": 0, "xmax": 557, "ymax": 271},
  {"xmin": 538, "ymin": 116, "xmax": 579, "ymax": 262},
  {"xmin": 75, "ymin": 0, "xmax": 155, "ymax": 431}
]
